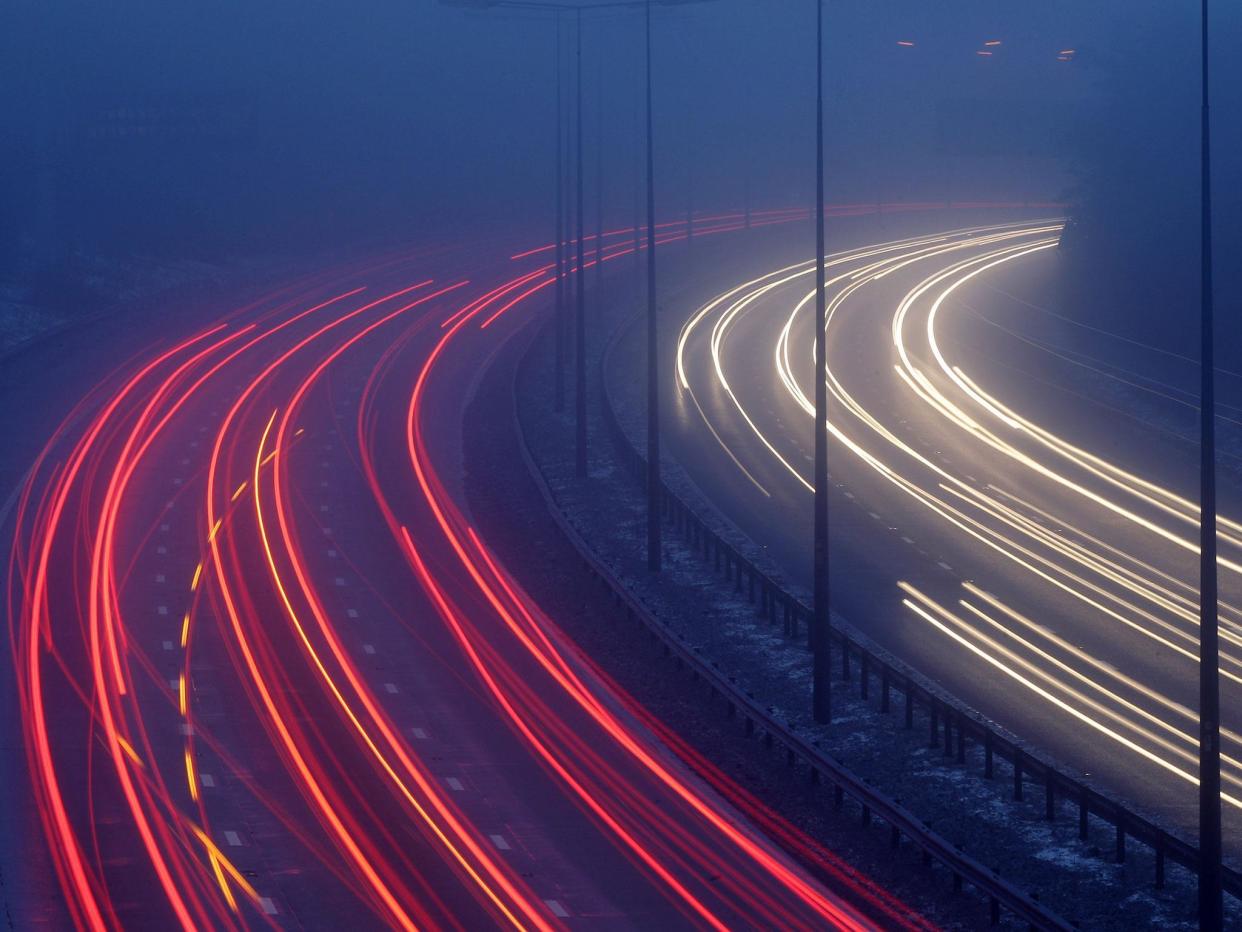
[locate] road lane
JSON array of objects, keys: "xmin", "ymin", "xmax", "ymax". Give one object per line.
[
  {"xmin": 669, "ymin": 218, "xmax": 1241, "ymax": 851},
  {"xmin": 7, "ymin": 223, "xmax": 918, "ymax": 929}
]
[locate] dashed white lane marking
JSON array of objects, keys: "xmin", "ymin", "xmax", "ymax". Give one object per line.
[
  {"xmin": 490, "ymin": 834, "xmax": 511, "ymax": 851},
  {"xmin": 168, "ymin": 679, "xmax": 179, "ymax": 690},
  {"xmin": 938, "ymin": 561, "xmax": 953, "ymax": 571},
  {"xmin": 173, "ymin": 478, "xmax": 182, "ymax": 486},
  {"xmin": 901, "ymin": 536, "xmax": 914, "ymax": 545},
  {"xmin": 545, "ymin": 900, "xmax": 569, "ymax": 918},
  {"xmin": 445, "ymin": 777, "xmax": 464, "ymax": 791},
  {"xmin": 260, "ymin": 897, "xmax": 279, "ymax": 916},
  {"xmin": 179, "ymin": 724, "xmax": 194, "ymax": 736},
  {"xmin": 155, "ymin": 574, "xmax": 166, "ymax": 583},
  {"xmin": 323, "ymin": 527, "xmax": 333, "ymax": 536},
  {"xmin": 320, "ymin": 505, "xmax": 330, "ymax": 513},
  {"xmin": 223, "ymin": 830, "xmax": 242, "ymax": 847},
  {"xmin": 411, "ymin": 727, "xmax": 428, "ymax": 740},
  {"xmin": 157, "ymin": 606, "xmax": 169, "ymax": 616},
  {"xmin": 334, "ymin": 577, "xmax": 346, "ymax": 587},
  {"xmin": 384, "ymin": 683, "xmax": 399, "ymax": 695},
  {"xmin": 327, "ymin": 549, "xmax": 337, "ymax": 558},
  {"xmin": 200, "ymin": 773, "xmax": 216, "ymax": 787},
  {"xmin": 157, "ymin": 546, "xmax": 167, "ymax": 554},
  {"xmin": 162, "ymin": 641, "xmax": 173, "ymax": 651},
  {"xmin": 867, "ymin": 511, "xmax": 880, "ymax": 520},
  {"xmin": 363, "ymin": 644, "xmax": 375, "ymax": 655},
  {"xmin": 160, "ymin": 524, "xmax": 169, "ymax": 532},
  {"xmin": 346, "ymin": 608, "xmax": 359, "ymax": 618},
  {"xmin": 844, "ymin": 491, "xmax": 855, "ymax": 500},
  {"xmin": 320, "ymin": 480, "xmax": 329, "ymax": 488}
]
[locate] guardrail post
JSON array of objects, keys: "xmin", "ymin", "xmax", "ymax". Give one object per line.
[
  {"xmin": 989, "ymin": 898, "xmax": 1000, "ymax": 926},
  {"xmin": 1079, "ymin": 787, "xmax": 1089, "ymax": 840},
  {"xmin": 1013, "ymin": 748, "xmax": 1023, "ymax": 802}
]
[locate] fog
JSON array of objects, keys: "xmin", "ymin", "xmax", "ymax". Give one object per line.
[
  {"xmin": 2, "ymin": 1, "xmax": 1239, "ymax": 350},
  {"xmin": 5, "ymin": 6, "xmax": 1242, "ymax": 925}
]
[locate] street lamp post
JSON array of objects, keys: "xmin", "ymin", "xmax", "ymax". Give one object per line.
[
  {"xmin": 811, "ymin": 0, "xmax": 831, "ymax": 724},
  {"xmin": 441, "ymin": 0, "xmax": 720, "ymax": 561},
  {"xmin": 554, "ymin": 11, "xmax": 567, "ymax": 412},
  {"xmin": 596, "ymin": 53, "xmax": 605, "ymax": 301},
  {"xmin": 574, "ymin": 9, "xmax": 589, "ymax": 477},
  {"xmin": 1197, "ymin": 0, "xmax": 1221, "ymax": 927},
  {"xmin": 645, "ymin": 0, "xmax": 661, "ymax": 571}
]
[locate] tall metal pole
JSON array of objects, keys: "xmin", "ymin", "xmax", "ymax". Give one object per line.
[
  {"xmin": 685, "ymin": 151, "xmax": 694, "ymax": 246},
  {"xmin": 596, "ymin": 51, "xmax": 605, "ymax": 299},
  {"xmin": 554, "ymin": 12, "xmax": 566, "ymax": 412},
  {"xmin": 645, "ymin": 0, "xmax": 661, "ymax": 572},
  {"xmin": 633, "ymin": 60, "xmax": 642, "ymax": 298},
  {"xmin": 744, "ymin": 154, "xmax": 752, "ymax": 230},
  {"xmin": 811, "ymin": 0, "xmax": 831, "ymax": 724},
  {"xmin": 1197, "ymin": 0, "xmax": 1221, "ymax": 926},
  {"xmin": 575, "ymin": 9, "xmax": 588, "ymax": 478}
]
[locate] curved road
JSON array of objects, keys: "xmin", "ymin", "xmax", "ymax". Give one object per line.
[
  {"xmin": 671, "ymin": 217, "xmax": 1241, "ymax": 853},
  {"xmin": 4, "ymin": 221, "xmax": 928, "ymax": 929}
]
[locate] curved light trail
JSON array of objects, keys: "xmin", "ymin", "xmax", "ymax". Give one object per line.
[
  {"xmin": 673, "ymin": 218, "xmax": 1242, "ymax": 834},
  {"xmin": 7, "ymin": 212, "xmax": 929, "ymax": 929}
]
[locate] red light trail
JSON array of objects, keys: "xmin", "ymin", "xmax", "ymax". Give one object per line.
[{"xmin": 8, "ymin": 213, "xmax": 938, "ymax": 929}]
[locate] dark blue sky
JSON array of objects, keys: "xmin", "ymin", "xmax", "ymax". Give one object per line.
[{"xmin": 2, "ymin": 1, "xmax": 1237, "ymax": 286}]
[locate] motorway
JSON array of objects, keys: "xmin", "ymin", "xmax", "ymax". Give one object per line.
[
  {"xmin": 670, "ymin": 217, "xmax": 1242, "ymax": 852},
  {"xmin": 2, "ymin": 220, "xmax": 934, "ymax": 929}
]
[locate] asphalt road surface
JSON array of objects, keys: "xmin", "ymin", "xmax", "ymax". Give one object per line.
[
  {"xmin": 668, "ymin": 216, "xmax": 1241, "ymax": 856},
  {"xmin": 2, "ymin": 218, "xmax": 938, "ymax": 929}
]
